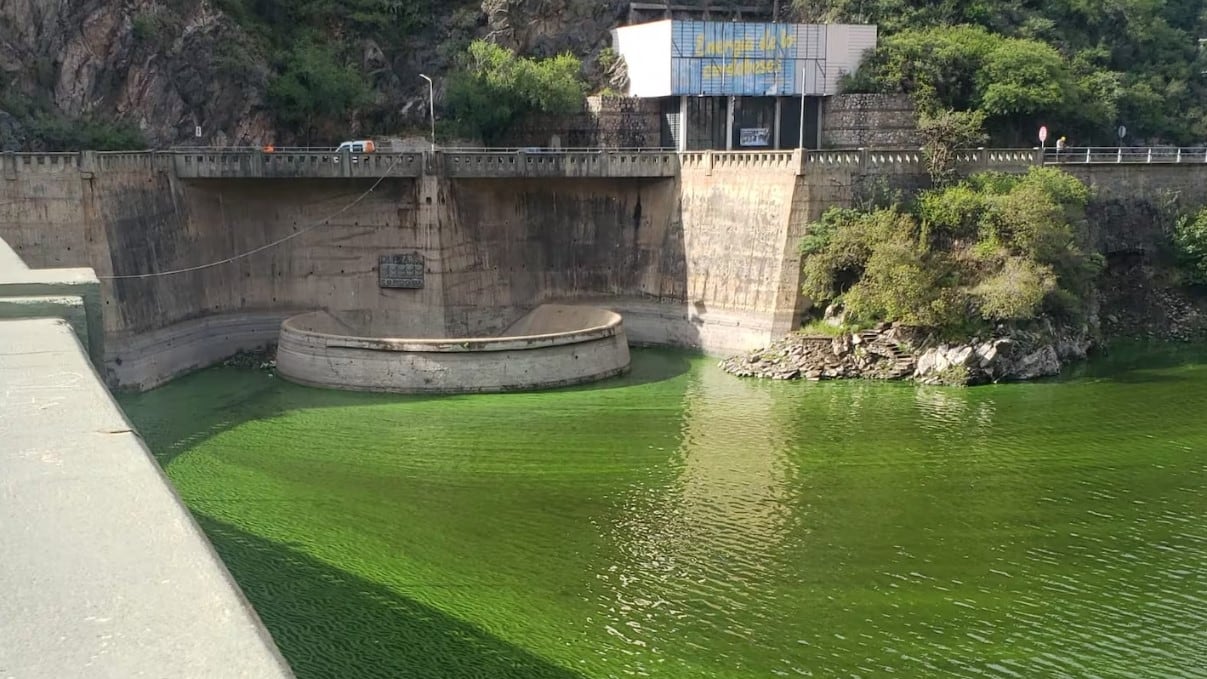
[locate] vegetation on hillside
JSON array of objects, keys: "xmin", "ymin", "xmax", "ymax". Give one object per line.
[
  {"xmin": 1174, "ymin": 207, "xmax": 1207, "ymax": 287},
  {"xmin": 801, "ymin": 167, "xmax": 1100, "ymax": 335},
  {"xmin": 0, "ymin": 80, "xmax": 146, "ymax": 151},
  {"xmin": 791, "ymin": 0, "xmax": 1207, "ymax": 145},
  {"xmin": 446, "ymin": 41, "xmax": 588, "ymax": 144}
]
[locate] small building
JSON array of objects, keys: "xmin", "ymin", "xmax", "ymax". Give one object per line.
[{"xmin": 610, "ymin": 19, "xmax": 877, "ymax": 150}]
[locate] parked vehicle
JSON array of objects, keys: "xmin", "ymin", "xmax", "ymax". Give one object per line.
[{"xmin": 335, "ymin": 140, "xmax": 376, "ymax": 154}]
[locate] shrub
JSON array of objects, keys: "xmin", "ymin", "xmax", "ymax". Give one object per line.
[
  {"xmin": 1173, "ymin": 208, "xmax": 1207, "ymax": 286},
  {"xmin": 918, "ymin": 109, "xmax": 987, "ymax": 186},
  {"xmin": 800, "ymin": 166, "xmax": 1096, "ymax": 334},
  {"xmin": 446, "ymin": 41, "xmax": 586, "ymax": 144},
  {"xmin": 267, "ymin": 40, "xmax": 370, "ymax": 128},
  {"xmin": 918, "ymin": 184, "xmax": 985, "ymax": 244},
  {"xmin": 972, "ymin": 257, "xmax": 1056, "ymax": 320}
]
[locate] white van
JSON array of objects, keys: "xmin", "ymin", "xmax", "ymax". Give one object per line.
[{"xmin": 335, "ymin": 140, "xmax": 376, "ymax": 154}]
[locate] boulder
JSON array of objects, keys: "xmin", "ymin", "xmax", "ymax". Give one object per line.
[{"xmin": 1011, "ymin": 345, "xmax": 1061, "ymax": 381}]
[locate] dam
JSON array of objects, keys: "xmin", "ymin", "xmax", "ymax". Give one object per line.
[
  {"xmin": 2, "ymin": 145, "xmax": 1161, "ymax": 391},
  {"xmin": 5, "ymin": 145, "xmax": 1207, "ymax": 676}
]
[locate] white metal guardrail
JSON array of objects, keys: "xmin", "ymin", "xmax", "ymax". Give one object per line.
[{"xmin": 1043, "ymin": 147, "xmax": 1207, "ymax": 164}]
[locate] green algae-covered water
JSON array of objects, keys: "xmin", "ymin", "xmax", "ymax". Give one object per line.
[{"xmin": 119, "ymin": 348, "xmax": 1207, "ymax": 678}]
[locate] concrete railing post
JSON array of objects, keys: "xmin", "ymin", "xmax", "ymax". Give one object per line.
[
  {"xmin": 79, "ymin": 150, "xmax": 97, "ymax": 174},
  {"xmin": 339, "ymin": 148, "xmax": 352, "ymax": 177},
  {"xmin": 2, "ymin": 151, "xmax": 15, "ymax": 180},
  {"xmin": 1146, "ymin": 148, "xmax": 1153, "ymax": 163},
  {"xmin": 1117, "ymin": 148, "xmax": 1122, "ymax": 163},
  {"xmin": 705, "ymin": 150, "xmax": 713, "ymax": 176},
  {"xmin": 858, "ymin": 147, "xmax": 869, "ymax": 172},
  {"xmin": 1177, "ymin": 148, "xmax": 1182, "ymax": 163}
]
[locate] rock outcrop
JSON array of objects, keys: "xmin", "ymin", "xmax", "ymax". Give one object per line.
[
  {"xmin": 724, "ymin": 320, "xmax": 1096, "ymax": 386},
  {"xmin": 720, "ymin": 326, "xmax": 917, "ymax": 381},
  {"xmin": 483, "ymin": 0, "xmax": 628, "ymax": 58},
  {"xmin": 1, "ymin": 0, "xmax": 275, "ymax": 147},
  {"xmin": 912, "ymin": 339, "xmax": 1063, "ymax": 385}
]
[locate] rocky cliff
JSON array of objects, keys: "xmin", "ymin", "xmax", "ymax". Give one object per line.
[
  {"xmin": 1, "ymin": 0, "xmax": 273, "ymax": 148},
  {"xmin": 0, "ymin": 0, "xmax": 651, "ymax": 150}
]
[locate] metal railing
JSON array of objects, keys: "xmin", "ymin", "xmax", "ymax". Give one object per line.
[{"xmin": 1043, "ymin": 147, "xmax": 1207, "ymax": 164}]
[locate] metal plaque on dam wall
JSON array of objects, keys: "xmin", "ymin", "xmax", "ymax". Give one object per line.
[{"xmin": 378, "ymin": 253, "xmax": 425, "ymax": 289}]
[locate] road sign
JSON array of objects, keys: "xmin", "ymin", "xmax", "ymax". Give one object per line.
[
  {"xmin": 1117, "ymin": 125, "xmax": 1127, "ymax": 139},
  {"xmin": 194, "ymin": 125, "xmax": 202, "ymax": 138},
  {"xmin": 1039, "ymin": 126, "xmax": 1048, "ymax": 143}
]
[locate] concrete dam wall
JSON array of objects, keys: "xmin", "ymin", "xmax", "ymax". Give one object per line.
[
  {"xmin": 0, "ymin": 152, "xmax": 813, "ymax": 389},
  {"xmin": 4, "ymin": 149, "xmax": 1193, "ymax": 391}
]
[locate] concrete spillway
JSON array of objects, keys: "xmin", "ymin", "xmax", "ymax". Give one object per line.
[{"xmin": 276, "ymin": 304, "xmax": 631, "ymax": 393}]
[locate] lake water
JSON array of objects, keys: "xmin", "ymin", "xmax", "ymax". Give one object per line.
[{"xmin": 119, "ymin": 347, "xmax": 1207, "ymax": 678}]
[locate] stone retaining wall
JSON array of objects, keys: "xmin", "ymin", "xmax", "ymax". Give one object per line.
[{"xmin": 823, "ymin": 94, "xmax": 920, "ymax": 149}]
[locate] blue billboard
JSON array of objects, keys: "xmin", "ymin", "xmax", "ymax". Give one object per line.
[{"xmin": 671, "ymin": 21, "xmax": 826, "ymax": 96}]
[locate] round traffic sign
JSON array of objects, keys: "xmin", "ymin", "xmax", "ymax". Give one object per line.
[
  {"xmin": 1039, "ymin": 125, "xmax": 1048, "ymax": 143},
  {"xmin": 1117, "ymin": 125, "xmax": 1127, "ymax": 139}
]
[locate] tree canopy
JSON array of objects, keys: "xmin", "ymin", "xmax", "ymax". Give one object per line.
[
  {"xmin": 446, "ymin": 41, "xmax": 587, "ymax": 144},
  {"xmin": 794, "ymin": 0, "xmax": 1207, "ymax": 145},
  {"xmin": 801, "ymin": 167, "xmax": 1098, "ymax": 334}
]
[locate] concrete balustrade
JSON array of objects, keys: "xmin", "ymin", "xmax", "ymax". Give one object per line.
[
  {"xmin": 436, "ymin": 150, "xmax": 679, "ymax": 178},
  {"xmin": 7, "ymin": 146, "xmax": 1204, "ymax": 183},
  {"xmin": 173, "ymin": 150, "xmax": 425, "ymax": 179}
]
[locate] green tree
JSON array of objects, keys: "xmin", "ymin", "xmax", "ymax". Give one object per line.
[
  {"xmin": 268, "ymin": 40, "xmax": 370, "ymax": 130},
  {"xmin": 800, "ymin": 167, "xmax": 1097, "ymax": 332},
  {"xmin": 446, "ymin": 41, "xmax": 587, "ymax": 144},
  {"xmin": 917, "ymin": 109, "xmax": 987, "ymax": 187},
  {"xmin": 1173, "ymin": 208, "xmax": 1207, "ymax": 286}
]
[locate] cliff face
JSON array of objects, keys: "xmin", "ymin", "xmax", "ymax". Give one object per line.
[
  {"xmin": 0, "ymin": 0, "xmax": 655, "ymax": 150},
  {"xmin": 0, "ymin": 0, "xmax": 274, "ymax": 148}
]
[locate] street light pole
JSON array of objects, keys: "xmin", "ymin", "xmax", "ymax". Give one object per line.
[
  {"xmin": 419, "ymin": 74, "xmax": 435, "ymax": 152},
  {"xmin": 798, "ymin": 64, "xmax": 806, "ymax": 150}
]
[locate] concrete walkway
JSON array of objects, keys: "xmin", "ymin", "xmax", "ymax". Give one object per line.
[{"xmin": 1, "ymin": 232, "xmax": 293, "ymax": 677}]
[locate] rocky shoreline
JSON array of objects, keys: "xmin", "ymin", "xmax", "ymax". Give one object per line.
[{"xmin": 720, "ymin": 323, "xmax": 1092, "ymax": 386}]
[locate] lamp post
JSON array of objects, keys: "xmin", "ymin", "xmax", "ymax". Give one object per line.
[
  {"xmin": 798, "ymin": 64, "xmax": 806, "ymax": 150},
  {"xmin": 419, "ymin": 74, "xmax": 435, "ymax": 152}
]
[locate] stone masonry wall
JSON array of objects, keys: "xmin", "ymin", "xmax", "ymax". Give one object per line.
[
  {"xmin": 499, "ymin": 96, "xmax": 662, "ymax": 148},
  {"xmin": 822, "ymin": 94, "xmax": 920, "ymax": 149}
]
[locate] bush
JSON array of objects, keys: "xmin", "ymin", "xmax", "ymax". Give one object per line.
[
  {"xmin": 1173, "ymin": 208, "xmax": 1207, "ymax": 286},
  {"xmin": 918, "ymin": 109, "xmax": 987, "ymax": 186},
  {"xmin": 446, "ymin": 41, "xmax": 587, "ymax": 144},
  {"xmin": 972, "ymin": 257, "xmax": 1056, "ymax": 320},
  {"xmin": 800, "ymin": 167, "xmax": 1096, "ymax": 333},
  {"xmin": 918, "ymin": 184, "xmax": 985, "ymax": 244},
  {"xmin": 800, "ymin": 208, "xmax": 911, "ymax": 303},
  {"xmin": 843, "ymin": 237, "xmax": 963, "ymax": 327},
  {"xmin": 268, "ymin": 40, "xmax": 369, "ymax": 128}
]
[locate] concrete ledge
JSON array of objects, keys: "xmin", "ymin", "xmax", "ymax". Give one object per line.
[
  {"xmin": 0, "ymin": 295, "xmax": 88, "ymax": 349},
  {"xmin": 0, "ymin": 266, "xmax": 103, "ymax": 369},
  {"xmin": 107, "ymin": 311, "xmax": 301, "ymax": 390},
  {"xmin": 0, "ymin": 235, "xmax": 28, "ymax": 271},
  {"xmin": 0, "ymin": 318, "xmax": 293, "ymax": 678},
  {"xmin": 277, "ymin": 304, "xmax": 631, "ymax": 393}
]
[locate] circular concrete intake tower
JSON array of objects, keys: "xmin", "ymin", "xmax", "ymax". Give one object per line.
[{"xmin": 276, "ymin": 304, "xmax": 631, "ymax": 394}]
